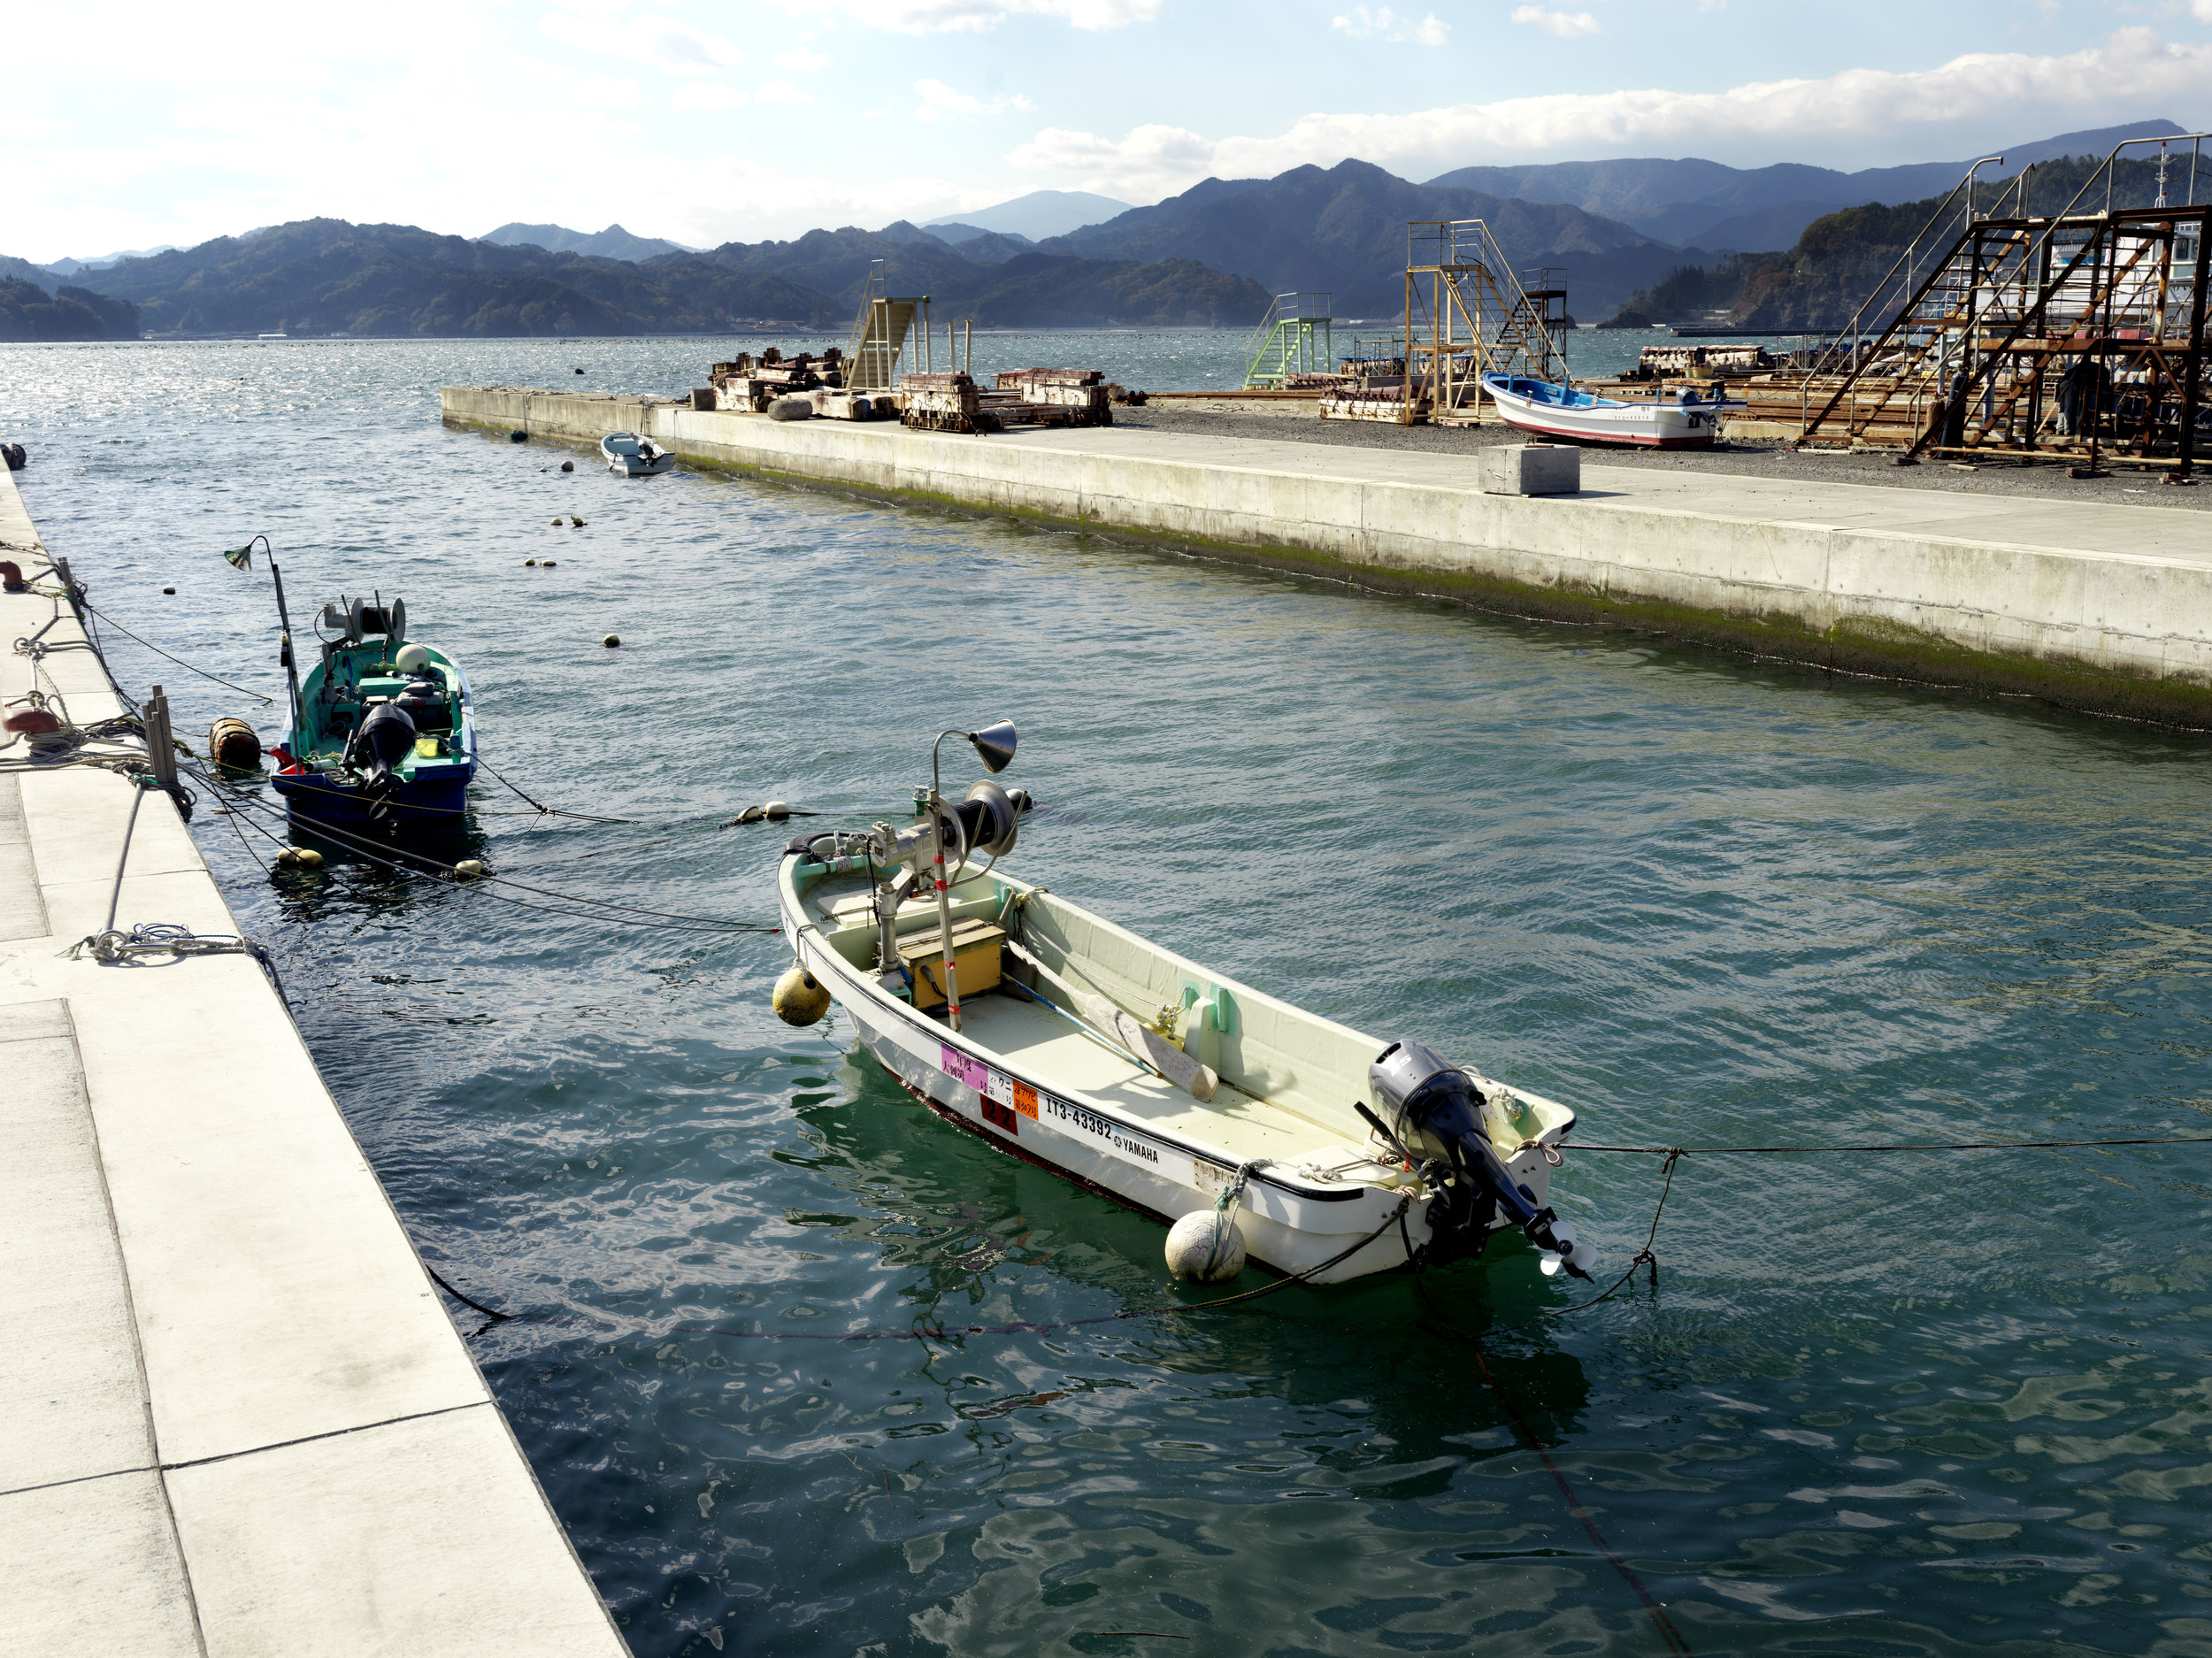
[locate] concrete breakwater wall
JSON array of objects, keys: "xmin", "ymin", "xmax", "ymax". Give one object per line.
[
  {"xmin": 445, "ymin": 386, "xmax": 2212, "ymax": 723},
  {"xmin": 0, "ymin": 463, "xmax": 627, "ymax": 1656}
]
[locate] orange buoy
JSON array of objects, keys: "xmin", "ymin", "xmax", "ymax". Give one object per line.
[{"xmin": 4, "ymin": 707, "xmax": 64, "ymax": 735}]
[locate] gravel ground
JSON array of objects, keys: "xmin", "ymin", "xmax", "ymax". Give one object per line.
[{"xmin": 1111, "ymin": 403, "xmax": 2212, "ymax": 511}]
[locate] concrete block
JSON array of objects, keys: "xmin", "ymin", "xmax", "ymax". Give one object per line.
[
  {"xmin": 1479, "ymin": 444, "xmax": 1580, "ymax": 496},
  {"xmin": 0, "ymin": 1472, "xmax": 199, "ymax": 1657},
  {"xmin": 168, "ymin": 1405, "xmax": 626, "ymax": 1658}
]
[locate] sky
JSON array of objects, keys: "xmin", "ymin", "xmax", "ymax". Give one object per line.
[{"xmin": 11, "ymin": 0, "xmax": 2212, "ymax": 262}]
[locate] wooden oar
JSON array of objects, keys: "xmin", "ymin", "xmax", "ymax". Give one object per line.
[{"xmin": 1004, "ymin": 937, "xmax": 1218, "ymax": 1103}]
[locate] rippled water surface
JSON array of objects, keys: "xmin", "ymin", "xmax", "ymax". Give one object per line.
[{"xmin": 6, "ymin": 337, "xmax": 2212, "ymax": 1658}]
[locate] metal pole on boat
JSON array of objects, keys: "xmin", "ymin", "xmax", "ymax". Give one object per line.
[
  {"xmin": 268, "ymin": 558, "xmax": 305, "ymax": 747},
  {"xmin": 922, "ymin": 721, "xmax": 1018, "ymax": 1035},
  {"xmin": 926, "ymin": 734, "xmax": 963, "ymax": 1032}
]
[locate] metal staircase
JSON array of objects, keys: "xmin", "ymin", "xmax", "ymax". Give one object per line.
[
  {"xmin": 1400, "ymin": 221, "xmax": 1569, "ymax": 423},
  {"xmin": 845, "ymin": 262, "xmax": 931, "ymax": 391},
  {"xmin": 1798, "ymin": 135, "xmax": 2210, "ymax": 472},
  {"xmin": 1242, "ymin": 294, "xmax": 1333, "ymax": 388}
]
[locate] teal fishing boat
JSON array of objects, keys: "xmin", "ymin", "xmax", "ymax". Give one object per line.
[{"xmin": 272, "ymin": 594, "xmax": 479, "ymax": 827}]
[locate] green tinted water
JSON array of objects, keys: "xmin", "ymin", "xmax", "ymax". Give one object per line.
[{"xmin": 4, "ymin": 335, "xmax": 2209, "ymax": 1658}]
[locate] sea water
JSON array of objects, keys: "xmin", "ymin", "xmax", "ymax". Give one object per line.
[{"xmin": 4, "ymin": 334, "xmax": 2211, "ymax": 1658}]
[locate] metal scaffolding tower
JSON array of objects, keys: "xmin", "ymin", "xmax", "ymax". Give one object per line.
[
  {"xmin": 1402, "ymin": 221, "xmax": 1568, "ymax": 424},
  {"xmin": 1799, "ymin": 135, "xmax": 2210, "ymax": 475}
]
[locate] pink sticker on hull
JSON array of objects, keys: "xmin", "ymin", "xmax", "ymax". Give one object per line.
[{"xmin": 940, "ymin": 1044, "xmax": 988, "ymax": 1091}]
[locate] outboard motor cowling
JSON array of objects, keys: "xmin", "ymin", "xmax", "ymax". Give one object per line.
[
  {"xmin": 1369, "ymin": 1039, "xmax": 1594, "ymax": 1279},
  {"xmin": 349, "ymin": 702, "xmax": 418, "ymax": 817}
]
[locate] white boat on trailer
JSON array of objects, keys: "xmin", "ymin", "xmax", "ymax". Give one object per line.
[
  {"xmin": 1483, "ymin": 372, "xmax": 1735, "ymax": 449},
  {"xmin": 774, "ymin": 721, "xmax": 1597, "ymax": 1287},
  {"xmin": 601, "ymin": 430, "xmax": 674, "ymax": 476}
]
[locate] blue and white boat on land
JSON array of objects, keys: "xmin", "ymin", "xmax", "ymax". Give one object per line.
[
  {"xmin": 1483, "ymin": 372, "xmax": 1735, "ymax": 449},
  {"xmin": 271, "ymin": 594, "xmax": 478, "ymax": 828}
]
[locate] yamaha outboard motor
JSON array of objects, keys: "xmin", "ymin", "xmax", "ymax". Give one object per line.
[
  {"xmin": 1367, "ymin": 1040, "xmax": 1594, "ymax": 1279},
  {"xmin": 349, "ymin": 702, "xmax": 417, "ymax": 819}
]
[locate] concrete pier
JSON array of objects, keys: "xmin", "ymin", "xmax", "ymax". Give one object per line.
[
  {"xmin": 445, "ymin": 386, "xmax": 2212, "ymax": 723},
  {"xmin": 0, "ymin": 464, "xmax": 626, "ymax": 1654}
]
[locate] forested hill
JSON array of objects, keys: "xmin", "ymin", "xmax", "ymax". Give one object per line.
[
  {"xmin": 0, "ymin": 279, "xmax": 140, "ymax": 342},
  {"xmin": 1036, "ymin": 158, "xmax": 1671, "ymax": 317},
  {"xmin": 0, "ymin": 218, "xmax": 1269, "ymax": 338}
]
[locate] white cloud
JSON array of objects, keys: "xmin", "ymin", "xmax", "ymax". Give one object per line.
[
  {"xmin": 2191, "ymin": 0, "xmax": 2212, "ymax": 19},
  {"xmin": 1330, "ymin": 6, "xmax": 1448, "ymax": 44},
  {"xmin": 672, "ymin": 82, "xmax": 747, "ymax": 111},
  {"xmin": 1009, "ymin": 27, "xmax": 2212, "ymax": 202},
  {"xmin": 913, "ymin": 78, "xmax": 1036, "ymax": 121},
  {"xmin": 773, "ymin": 46, "xmax": 832, "ymax": 71},
  {"xmin": 1511, "ymin": 5, "xmax": 1600, "ymax": 37},
  {"xmin": 754, "ymin": 79, "xmax": 814, "ymax": 104},
  {"xmin": 752, "ymin": 0, "xmax": 1159, "ymax": 32},
  {"xmin": 541, "ymin": 12, "xmax": 742, "ymax": 73}
]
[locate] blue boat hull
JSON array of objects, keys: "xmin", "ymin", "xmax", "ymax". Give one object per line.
[{"xmin": 273, "ymin": 764, "xmax": 478, "ymax": 828}]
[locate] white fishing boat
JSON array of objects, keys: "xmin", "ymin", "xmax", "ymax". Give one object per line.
[
  {"xmin": 600, "ymin": 431, "xmax": 674, "ymax": 476},
  {"xmin": 1483, "ymin": 372, "xmax": 1734, "ymax": 449},
  {"xmin": 773, "ymin": 722, "xmax": 1597, "ymax": 1286}
]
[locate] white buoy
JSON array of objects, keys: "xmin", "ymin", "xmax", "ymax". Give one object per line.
[
  {"xmin": 274, "ymin": 846, "xmax": 323, "ymax": 869},
  {"xmin": 764, "ymin": 800, "xmax": 790, "ymax": 820},
  {"xmin": 453, "ymin": 858, "xmax": 486, "ymax": 879},
  {"xmin": 1165, "ymin": 1209, "xmax": 1247, "ymax": 1283},
  {"xmin": 772, "ymin": 963, "xmax": 831, "ymax": 1026},
  {"xmin": 736, "ymin": 804, "xmax": 766, "ymax": 824}
]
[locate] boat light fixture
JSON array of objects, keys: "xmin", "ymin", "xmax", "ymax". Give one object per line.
[{"xmin": 967, "ymin": 720, "xmax": 1018, "ymax": 774}]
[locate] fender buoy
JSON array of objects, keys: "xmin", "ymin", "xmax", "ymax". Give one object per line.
[
  {"xmin": 275, "ymin": 846, "xmax": 324, "ymax": 868},
  {"xmin": 510, "ymin": 429, "xmax": 528, "ymax": 442},
  {"xmin": 4, "ymin": 707, "xmax": 65, "ymax": 735},
  {"xmin": 772, "ymin": 963, "xmax": 832, "ymax": 1026},
  {"xmin": 1165, "ymin": 1209, "xmax": 1247, "ymax": 1282}
]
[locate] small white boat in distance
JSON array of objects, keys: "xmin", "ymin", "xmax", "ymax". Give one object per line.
[
  {"xmin": 600, "ymin": 431, "xmax": 674, "ymax": 476},
  {"xmin": 775, "ymin": 721, "xmax": 1598, "ymax": 1287},
  {"xmin": 1483, "ymin": 373, "xmax": 1733, "ymax": 449}
]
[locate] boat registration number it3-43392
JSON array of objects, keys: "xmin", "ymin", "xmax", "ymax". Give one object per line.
[{"xmin": 940, "ymin": 1042, "xmax": 1160, "ymax": 1166}]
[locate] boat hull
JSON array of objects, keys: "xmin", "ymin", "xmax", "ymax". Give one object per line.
[
  {"xmin": 779, "ymin": 862, "xmax": 1571, "ymax": 1285},
  {"xmin": 273, "ymin": 764, "xmax": 477, "ymax": 827},
  {"xmin": 1484, "ymin": 373, "xmax": 1724, "ymax": 449},
  {"xmin": 601, "ymin": 432, "xmax": 674, "ymax": 476}
]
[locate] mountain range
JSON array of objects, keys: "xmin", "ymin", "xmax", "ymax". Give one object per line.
[
  {"xmin": 1427, "ymin": 119, "xmax": 2186, "ymax": 254},
  {"xmin": 480, "ymin": 222, "xmax": 698, "ymax": 261},
  {"xmin": 4, "ymin": 217, "xmax": 1265, "ymax": 337},
  {"xmin": 923, "ymin": 189, "xmax": 1130, "ymax": 242},
  {"xmin": 0, "ymin": 119, "xmax": 2187, "ymax": 340}
]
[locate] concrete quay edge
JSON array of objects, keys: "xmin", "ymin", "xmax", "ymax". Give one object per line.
[
  {"xmin": 0, "ymin": 460, "xmax": 628, "ymax": 1657},
  {"xmin": 445, "ymin": 385, "xmax": 2212, "ymax": 725}
]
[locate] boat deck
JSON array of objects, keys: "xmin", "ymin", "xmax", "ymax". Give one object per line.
[{"xmin": 953, "ymin": 991, "xmax": 1358, "ymax": 1170}]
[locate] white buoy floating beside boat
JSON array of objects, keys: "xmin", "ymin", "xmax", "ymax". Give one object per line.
[{"xmin": 1165, "ymin": 1208, "xmax": 1247, "ymax": 1283}]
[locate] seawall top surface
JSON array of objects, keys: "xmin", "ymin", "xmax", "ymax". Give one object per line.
[
  {"xmin": 456, "ymin": 388, "xmax": 2212, "ymax": 569},
  {"xmin": 978, "ymin": 423, "xmax": 2212, "ymax": 568}
]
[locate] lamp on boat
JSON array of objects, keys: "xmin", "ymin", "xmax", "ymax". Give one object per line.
[{"xmin": 921, "ymin": 720, "xmax": 1018, "ymax": 1035}]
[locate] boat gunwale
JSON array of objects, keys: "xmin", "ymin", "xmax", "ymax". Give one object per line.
[{"xmin": 778, "ymin": 852, "xmax": 1574, "ymax": 1212}]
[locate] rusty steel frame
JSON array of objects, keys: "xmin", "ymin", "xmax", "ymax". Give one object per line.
[
  {"xmin": 1797, "ymin": 134, "xmax": 2212, "ymax": 474},
  {"xmin": 1399, "ymin": 221, "xmax": 1568, "ymax": 426}
]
